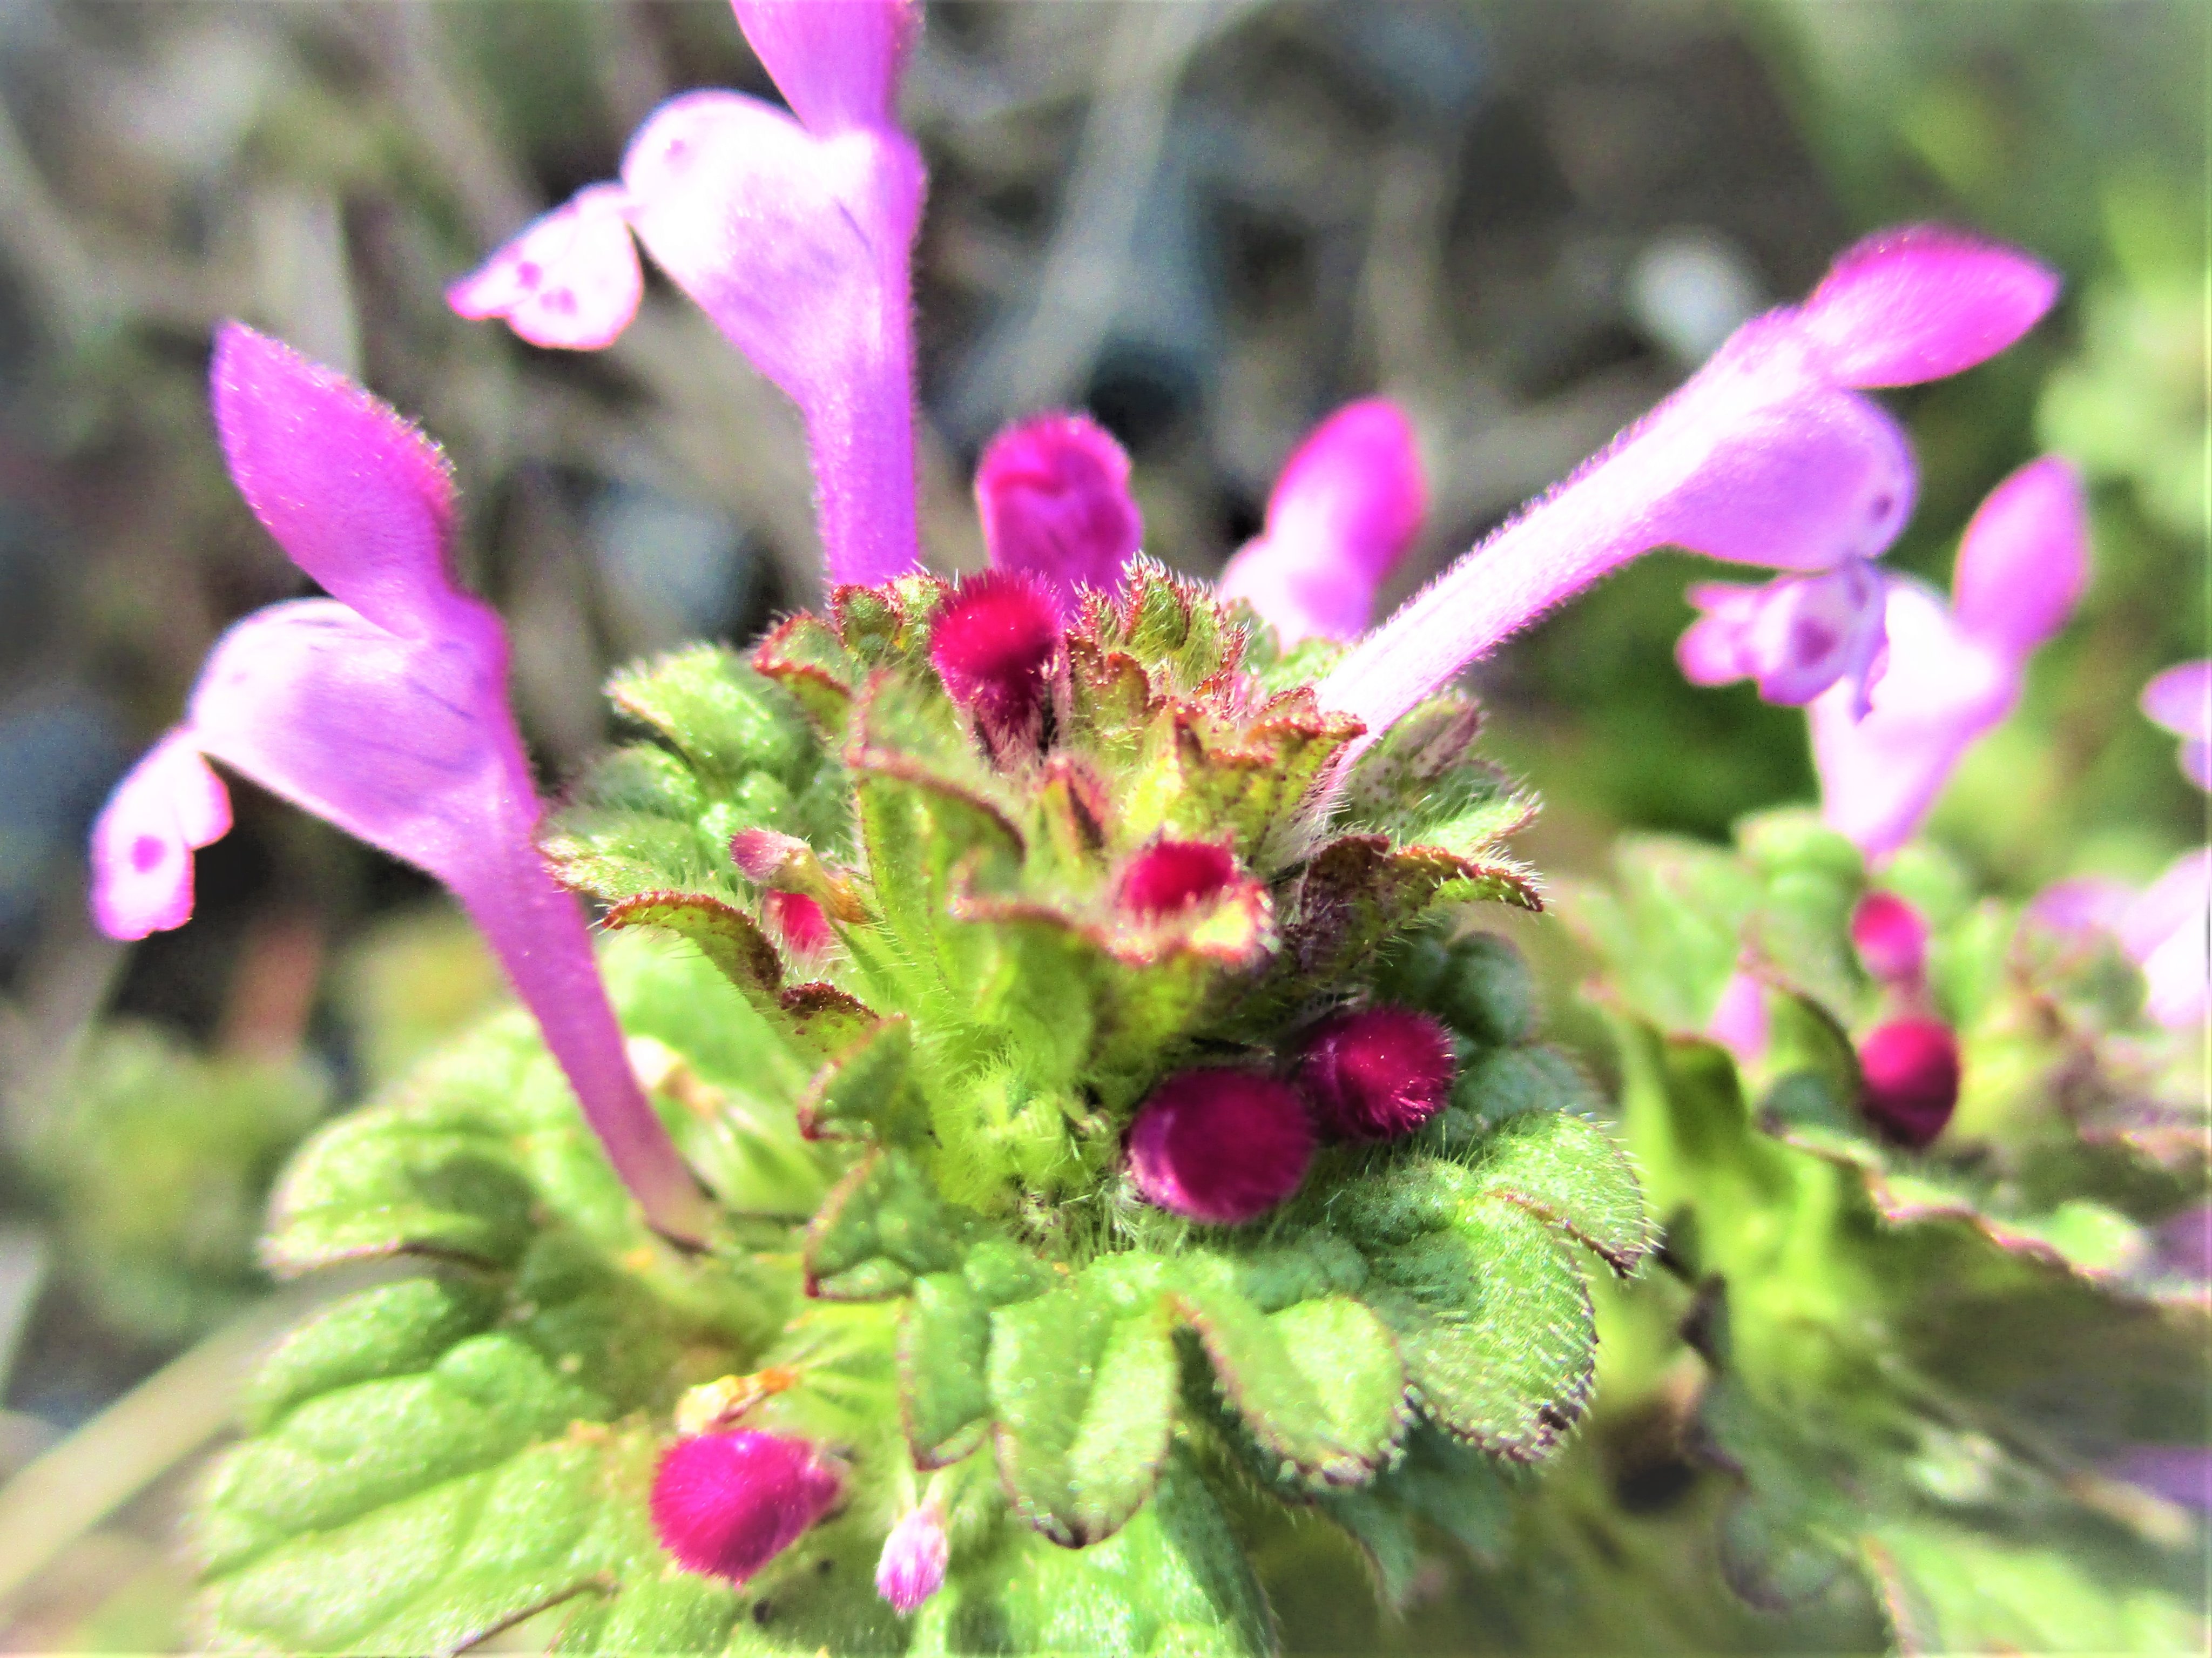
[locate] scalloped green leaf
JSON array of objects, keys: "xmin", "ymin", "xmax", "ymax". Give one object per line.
[
  {"xmin": 1459, "ymin": 1110, "xmax": 1653, "ymax": 1275},
  {"xmin": 1173, "ymin": 1264, "xmax": 1406, "ymax": 1487},
  {"xmin": 794, "ymin": 1014, "xmax": 914, "ymax": 1141},
  {"xmin": 603, "ymin": 891, "xmax": 783, "ymax": 1010},
  {"xmin": 607, "ymin": 644, "xmax": 814, "ymax": 789},
  {"xmin": 804, "ymin": 1146, "xmax": 965, "ymax": 1300},
  {"xmin": 988, "ymin": 1265, "xmax": 1179, "ymax": 1546},
  {"xmin": 913, "ymin": 1451, "xmax": 1271, "ymax": 1657}
]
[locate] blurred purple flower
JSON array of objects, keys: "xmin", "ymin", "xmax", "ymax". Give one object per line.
[
  {"xmin": 2142, "ymin": 659, "xmax": 2212, "ymax": 790},
  {"xmin": 1809, "ymin": 456, "xmax": 2088, "ymax": 859},
  {"xmin": 86, "ymin": 327, "xmax": 710, "ymax": 1242},
  {"xmin": 451, "ymin": 0, "xmax": 925, "ymax": 587},
  {"xmin": 1851, "ymin": 891, "xmax": 1931, "ymax": 992},
  {"xmin": 1705, "ymin": 969, "xmax": 1771, "ymax": 1066},
  {"xmin": 975, "ymin": 412, "xmax": 1143, "ymax": 615},
  {"xmin": 1218, "ymin": 399, "xmax": 1427, "ymax": 644},
  {"xmin": 1318, "ymin": 227, "xmax": 2058, "ymax": 753},
  {"xmin": 2031, "ymin": 855, "xmax": 2209, "ymax": 1031}
]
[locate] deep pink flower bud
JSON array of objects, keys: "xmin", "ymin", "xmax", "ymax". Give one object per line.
[
  {"xmin": 764, "ymin": 890, "xmax": 834, "ymax": 957},
  {"xmin": 651, "ymin": 1430, "xmax": 842, "ymax": 1585},
  {"xmin": 1856, "ymin": 1016, "xmax": 1960, "ymax": 1149},
  {"xmin": 928, "ymin": 570, "xmax": 1061, "ymax": 743},
  {"xmin": 1115, "ymin": 838, "xmax": 1239, "ymax": 919},
  {"xmin": 1298, "ymin": 1007, "xmax": 1456, "ymax": 1140},
  {"xmin": 875, "ymin": 1504, "xmax": 949, "ymax": 1615},
  {"xmin": 1126, "ymin": 1069, "xmax": 1314, "ymax": 1225},
  {"xmin": 975, "ymin": 412, "xmax": 1143, "ymax": 613},
  {"xmin": 1851, "ymin": 892, "xmax": 1930, "ymax": 989}
]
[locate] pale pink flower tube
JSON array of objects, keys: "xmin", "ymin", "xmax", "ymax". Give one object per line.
[
  {"xmin": 1317, "ymin": 228, "xmax": 2059, "ymax": 751},
  {"xmin": 449, "ymin": 0, "xmax": 925, "ymax": 587},
  {"xmin": 88, "ymin": 327, "xmax": 711, "ymax": 1243}
]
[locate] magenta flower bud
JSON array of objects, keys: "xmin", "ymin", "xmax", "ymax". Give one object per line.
[
  {"xmin": 1217, "ymin": 398, "xmax": 1426, "ymax": 644},
  {"xmin": 1856, "ymin": 1016, "xmax": 1960, "ymax": 1150},
  {"xmin": 1126, "ymin": 1069, "xmax": 1314, "ymax": 1225},
  {"xmin": 651, "ymin": 1430, "xmax": 842, "ymax": 1585},
  {"xmin": 875, "ymin": 1504, "xmax": 949, "ymax": 1615},
  {"xmin": 764, "ymin": 891, "xmax": 834, "ymax": 958},
  {"xmin": 1677, "ymin": 559, "xmax": 1890, "ymax": 715},
  {"xmin": 2141, "ymin": 659, "xmax": 2212, "ymax": 792},
  {"xmin": 928, "ymin": 570, "xmax": 1062, "ymax": 744},
  {"xmin": 1298, "ymin": 1007, "xmax": 1456, "ymax": 1140},
  {"xmin": 1114, "ymin": 838, "xmax": 1240, "ymax": 919},
  {"xmin": 1850, "ymin": 892, "xmax": 1930, "ymax": 989},
  {"xmin": 975, "ymin": 412, "xmax": 1143, "ymax": 614}
]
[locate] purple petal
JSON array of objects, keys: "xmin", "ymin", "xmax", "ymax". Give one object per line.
[
  {"xmin": 2120, "ymin": 850, "xmax": 2210, "ymax": 1029},
  {"xmin": 87, "ymin": 731, "xmax": 232, "ymax": 941},
  {"xmin": 1218, "ymin": 399, "xmax": 1427, "ymax": 644},
  {"xmin": 2143, "ymin": 660, "xmax": 2212, "ymax": 741},
  {"xmin": 211, "ymin": 325, "xmax": 464, "ymax": 641},
  {"xmin": 2026, "ymin": 876, "xmax": 2135, "ymax": 939},
  {"xmin": 874, "ymin": 1504, "xmax": 949, "ymax": 1614},
  {"xmin": 1318, "ymin": 334, "xmax": 1914, "ymax": 744},
  {"xmin": 1948, "ymin": 457, "xmax": 2089, "ymax": 661},
  {"xmin": 446, "ymin": 185, "xmax": 644, "ymax": 351},
  {"xmin": 974, "ymin": 412, "xmax": 1142, "ymax": 610},
  {"xmin": 2106, "ymin": 1446, "xmax": 2212, "ymax": 1514},
  {"xmin": 187, "ymin": 598, "xmax": 711, "ymax": 1236},
  {"xmin": 731, "ymin": 0, "xmax": 919, "ymax": 136},
  {"xmin": 1795, "ymin": 226, "xmax": 2061, "ymax": 389},
  {"xmin": 1811, "ymin": 580, "xmax": 2018, "ymax": 859},
  {"xmin": 1676, "ymin": 562, "xmax": 1890, "ymax": 712},
  {"xmin": 621, "ymin": 91, "xmax": 924, "ymax": 585},
  {"xmin": 1705, "ymin": 970, "xmax": 1769, "ymax": 1065}
]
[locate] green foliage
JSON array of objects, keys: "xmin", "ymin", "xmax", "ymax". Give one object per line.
[{"xmin": 199, "ymin": 573, "xmax": 1654, "ymax": 1654}]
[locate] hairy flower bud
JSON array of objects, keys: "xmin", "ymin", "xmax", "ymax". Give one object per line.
[
  {"xmin": 1126, "ymin": 1069, "xmax": 1314, "ymax": 1225},
  {"xmin": 650, "ymin": 1430, "xmax": 841, "ymax": 1584},
  {"xmin": 875, "ymin": 1504, "xmax": 949, "ymax": 1615},
  {"xmin": 928, "ymin": 570, "xmax": 1062, "ymax": 746},
  {"xmin": 1115, "ymin": 838, "xmax": 1239, "ymax": 918},
  {"xmin": 764, "ymin": 889, "xmax": 834, "ymax": 957},
  {"xmin": 975, "ymin": 412, "xmax": 1143, "ymax": 611},
  {"xmin": 1299, "ymin": 1007, "xmax": 1456, "ymax": 1140},
  {"xmin": 1856, "ymin": 1016, "xmax": 1960, "ymax": 1149}
]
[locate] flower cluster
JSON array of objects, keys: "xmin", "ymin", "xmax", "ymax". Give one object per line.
[{"xmin": 90, "ymin": 2, "xmax": 2150, "ymax": 1648}]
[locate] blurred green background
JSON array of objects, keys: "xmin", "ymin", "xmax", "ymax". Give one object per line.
[{"xmin": 0, "ymin": 1, "xmax": 2200, "ymax": 1646}]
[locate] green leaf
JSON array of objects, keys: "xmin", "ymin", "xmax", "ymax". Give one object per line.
[
  {"xmin": 607, "ymin": 645, "xmax": 813, "ymax": 789},
  {"xmin": 603, "ymin": 891, "xmax": 783, "ymax": 1009},
  {"xmin": 896, "ymin": 1237, "xmax": 1055, "ymax": 1468},
  {"xmin": 1863, "ymin": 1518, "xmax": 2206, "ymax": 1656},
  {"xmin": 1174, "ymin": 1262, "xmax": 1407, "ymax": 1486},
  {"xmin": 804, "ymin": 1147, "xmax": 966, "ymax": 1300},
  {"xmin": 914, "ymin": 1451, "xmax": 1272, "ymax": 1657},
  {"xmin": 794, "ymin": 1014, "xmax": 915, "ymax": 1141},
  {"xmin": 988, "ymin": 1262, "xmax": 1179, "ymax": 1546},
  {"xmin": 1335, "ymin": 1165, "xmax": 1596, "ymax": 1459},
  {"xmin": 1456, "ymin": 1110, "xmax": 1653, "ymax": 1274},
  {"xmin": 238, "ymin": 1273, "xmax": 502, "ymax": 1434}
]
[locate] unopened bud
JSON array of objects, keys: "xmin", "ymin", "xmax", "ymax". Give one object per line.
[
  {"xmin": 1127, "ymin": 1069, "xmax": 1313, "ymax": 1225},
  {"xmin": 875, "ymin": 1504, "xmax": 949, "ymax": 1614},
  {"xmin": 651, "ymin": 1430, "xmax": 841, "ymax": 1584},
  {"xmin": 1298, "ymin": 1007, "xmax": 1456, "ymax": 1139},
  {"xmin": 928, "ymin": 570, "xmax": 1061, "ymax": 745},
  {"xmin": 1856, "ymin": 1016, "xmax": 1960, "ymax": 1149}
]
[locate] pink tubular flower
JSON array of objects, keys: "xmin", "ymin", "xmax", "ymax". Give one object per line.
[
  {"xmin": 2142, "ymin": 660, "xmax": 2212, "ymax": 791},
  {"xmin": 86, "ymin": 326, "xmax": 710, "ymax": 1243},
  {"xmin": 1298, "ymin": 1007, "xmax": 1456, "ymax": 1140},
  {"xmin": 975, "ymin": 413, "xmax": 1143, "ymax": 614},
  {"xmin": 1318, "ymin": 228, "xmax": 2059, "ymax": 754},
  {"xmin": 1705, "ymin": 969, "xmax": 1770, "ymax": 1066},
  {"xmin": 450, "ymin": 0, "xmax": 925, "ymax": 587},
  {"xmin": 1218, "ymin": 399, "xmax": 1427, "ymax": 645},
  {"xmin": 1808, "ymin": 456, "xmax": 2088, "ymax": 859},
  {"xmin": 875, "ymin": 1502, "xmax": 949, "ymax": 1614},
  {"xmin": 1126, "ymin": 1069, "xmax": 1314, "ymax": 1225},
  {"xmin": 651, "ymin": 1430, "xmax": 843, "ymax": 1583}
]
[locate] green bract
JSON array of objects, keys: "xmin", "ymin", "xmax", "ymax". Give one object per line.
[{"xmin": 196, "ymin": 569, "xmax": 1649, "ymax": 1654}]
